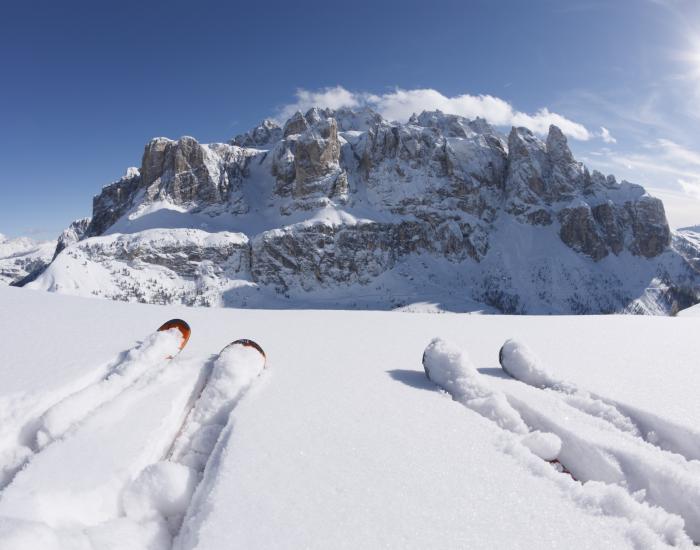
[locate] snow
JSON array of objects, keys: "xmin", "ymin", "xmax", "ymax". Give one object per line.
[
  {"xmin": 0, "ymin": 235, "xmax": 55, "ymax": 285},
  {"xmin": 486, "ymin": 339, "xmax": 700, "ymax": 541},
  {"xmin": 499, "ymin": 338, "xmax": 565, "ymax": 389},
  {"xmin": 0, "ymin": 286, "xmax": 700, "ymax": 548},
  {"xmin": 123, "ymin": 462, "xmax": 199, "ymax": 531},
  {"xmin": 423, "ymin": 338, "xmax": 529, "ymax": 434},
  {"xmin": 677, "ymin": 302, "xmax": 700, "ymax": 316},
  {"xmin": 28, "ymin": 211, "xmax": 693, "ymax": 314},
  {"xmin": 521, "ymin": 431, "xmax": 562, "ymax": 461},
  {"xmin": 35, "ymin": 328, "xmax": 184, "ymax": 450},
  {"xmin": 168, "ymin": 342, "xmax": 266, "ymax": 472}
]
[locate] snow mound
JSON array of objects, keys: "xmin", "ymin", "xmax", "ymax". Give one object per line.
[
  {"xmin": 499, "ymin": 339, "xmax": 567, "ymax": 389},
  {"xmin": 521, "ymin": 431, "xmax": 562, "ymax": 461},
  {"xmin": 123, "ymin": 461, "xmax": 198, "ymax": 531}
]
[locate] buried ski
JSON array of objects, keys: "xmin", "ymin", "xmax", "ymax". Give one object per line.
[
  {"xmin": 158, "ymin": 318, "xmax": 192, "ymax": 357},
  {"xmin": 34, "ymin": 319, "xmax": 192, "ymax": 450},
  {"xmin": 164, "ymin": 338, "xmax": 268, "ymax": 472},
  {"xmin": 498, "ymin": 338, "xmax": 700, "ymax": 463},
  {"xmin": 423, "ymin": 338, "xmax": 574, "ymax": 479}
]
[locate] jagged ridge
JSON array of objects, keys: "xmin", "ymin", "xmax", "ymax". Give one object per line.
[{"xmin": 26, "ymin": 107, "xmax": 700, "ymax": 313}]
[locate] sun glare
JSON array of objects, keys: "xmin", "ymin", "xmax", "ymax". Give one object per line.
[{"xmin": 680, "ymin": 36, "xmax": 700, "ymax": 79}]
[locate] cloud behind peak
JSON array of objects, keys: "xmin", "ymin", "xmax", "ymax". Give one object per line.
[{"xmin": 276, "ymin": 86, "xmax": 593, "ymax": 141}]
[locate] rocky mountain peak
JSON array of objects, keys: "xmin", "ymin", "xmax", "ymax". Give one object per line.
[
  {"xmin": 283, "ymin": 111, "xmax": 310, "ymax": 137},
  {"xmin": 28, "ymin": 105, "xmax": 698, "ymax": 314},
  {"xmin": 545, "ymin": 124, "xmax": 575, "ymax": 165},
  {"xmin": 232, "ymin": 119, "xmax": 281, "ymax": 147}
]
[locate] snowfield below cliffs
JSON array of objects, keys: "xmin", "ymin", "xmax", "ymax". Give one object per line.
[
  {"xmin": 0, "ymin": 235, "xmax": 55, "ymax": 286},
  {"xmin": 0, "ymin": 286, "xmax": 699, "ymax": 548}
]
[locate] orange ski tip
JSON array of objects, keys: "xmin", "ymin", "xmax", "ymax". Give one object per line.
[
  {"xmin": 228, "ymin": 339, "xmax": 266, "ymax": 360},
  {"xmin": 158, "ymin": 319, "xmax": 191, "ymax": 350}
]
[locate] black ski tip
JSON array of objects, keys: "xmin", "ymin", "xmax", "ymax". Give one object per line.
[
  {"xmin": 224, "ymin": 338, "xmax": 266, "ymax": 360},
  {"xmin": 498, "ymin": 340, "xmax": 517, "ymax": 379},
  {"xmin": 421, "ymin": 349, "xmax": 431, "ymax": 382}
]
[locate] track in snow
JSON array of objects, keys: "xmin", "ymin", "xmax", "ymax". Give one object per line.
[
  {"xmin": 499, "ymin": 339, "xmax": 700, "ymax": 461},
  {"xmin": 0, "ymin": 328, "xmax": 185, "ymax": 491},
  {"xmin": 423, "ymin": 338, "xmax": 700, "ymax": 547},
  {"xmin": 0, "ymin": 338, "xmax": 267, "ymax": 550},
  {"xmin": 121, "ymin": 340, "xmax": 268, "ymax": 546}
]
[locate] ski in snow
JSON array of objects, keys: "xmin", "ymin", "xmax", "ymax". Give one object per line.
[
  {"xmin": 33, "ymin": 319, "xmax": 192, "ymax": 451},
  {"xmin": 165, "ymin": 338, "xmax": 267, "ymax": 472},
  {"xmin": 423, "ymin": 338, "xmax": 573, "ymax": 478},
  {"xmin": 498, "ymin": 338, "xmax": 700, "ymax": 461},
  {"xmin": 158, "ymin": 318, "xmax": 192, "ymax": 356}
]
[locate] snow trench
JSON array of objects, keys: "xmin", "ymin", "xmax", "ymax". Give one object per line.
[
  {"xmin": 0, "ymin": 329, "xmax": 182, "ymax": 491},
  {"xmin": 0, "ymin": 340, "xmax": 267, "ymax": 550}
]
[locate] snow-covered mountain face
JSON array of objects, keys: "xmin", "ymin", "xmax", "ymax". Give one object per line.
[
  {"xmin": 28, "ymin": 107, "xmax": 700, "ymax": 313},
  {"xmin": 0, "ymin": 234, "xmax": 56, "ymax": 286}
]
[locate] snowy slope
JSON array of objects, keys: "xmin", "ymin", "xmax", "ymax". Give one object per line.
[
  {"xmin": 0, "ymin": 286, "xmax": 699, "ymax": 548},
  {"xmin": 0, "ymin": 234, "xmax": 55, "ymax": 285},
  {"xmin": 677, "ymin": 302, "xmax": 700, "ymax": 316},
  {"xmin": 26, "ymin": 217, "xmax": 697, "ymax": 314}
]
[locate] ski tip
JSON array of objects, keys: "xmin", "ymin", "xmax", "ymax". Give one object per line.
[
  {"xmin": 225, "ymin": 339, "xmax": 266, "ymax": 362},
  {"xmin": 158, "ymin": 319, "xmax": 192, "ymax": 350},
  {"xmin": 421, "ymin": 349, "xmax": 431, "ymax": 381}
]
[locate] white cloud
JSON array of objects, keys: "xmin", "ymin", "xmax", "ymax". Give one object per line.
[
  {"xmin": 277, "ymin": 86, "xmax": 363, "ymax": 122},
  {"xmin": 678, "ymin": 178, "xmax": 700, "ymax": 199},
  {"xmin": 600, "ymin": 126, "xmax": 617, "ymax": 144},
  {"xmin": 276, "ymin": 86, "xmax": 593, "ymax": 141},
  {"xmin": 655, "ymin": 138, "xmax": 700, "ymax": 166}
]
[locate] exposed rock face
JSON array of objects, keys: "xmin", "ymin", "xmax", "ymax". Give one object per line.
[
  {"xmin": 627, "ymin": 196, "xmax": 671, "ymax": 258},
  {"xmin": 293, "ymin": 117, "xmax": 347, "ymax": 203},
  {"xmin": 232, "ymin": 119, "xmax": 282, "ymax": 147},
  {"xmin": 252, "ymin": 220, "xmax": 444, "ymax": 291},
  {"xmin": 140, "ymin": 137, "xmax": 247, "ymax": 210},
  {"xmin": 558, "ymin": 202, "xmax": 609, "ymax": 261},
  {"xmin": 34, "ymin": 107, "xmax": 697, "ymax": 314},
  {"xmin": 54, "ymin": 217, "xmax": 91, "ymax": 259},
  {"xmin": 87, "ymin": 167, "xmax": 141, "ymax": 237},
  {"xmin": 283, "ymin": 111, "xmax": 310, "ymax": 137},
  {"xmin": 505, "ymin": 126, "xmax": 584, "ymax": 217}
]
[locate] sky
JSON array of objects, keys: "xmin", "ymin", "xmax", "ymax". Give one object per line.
[{"xmin": 2, "ymin": 0, "xmax": 700, "ymax": 239}]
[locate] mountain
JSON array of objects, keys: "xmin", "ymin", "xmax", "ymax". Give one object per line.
[
  {"xmin": 0, "ymin": 234, "xmax": 56, "ymax": 286},
  {"xmin": 25, "ymin": 107, "xmax": 700, "ymax": 313}
]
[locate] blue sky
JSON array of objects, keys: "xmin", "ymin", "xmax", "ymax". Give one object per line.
[{"xmin": 2, "ymin": 0, "xmax": 700, "ymax": 239}]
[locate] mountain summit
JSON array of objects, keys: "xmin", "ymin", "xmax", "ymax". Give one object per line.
[{"xmin": 24, "ymin": 107, "xmax": 700, "ymax": 313}]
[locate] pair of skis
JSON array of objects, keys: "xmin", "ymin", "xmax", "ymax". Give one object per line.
[{"xmin": 421, "ymin": 339, "xmax": 577, "ymax": 479}]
